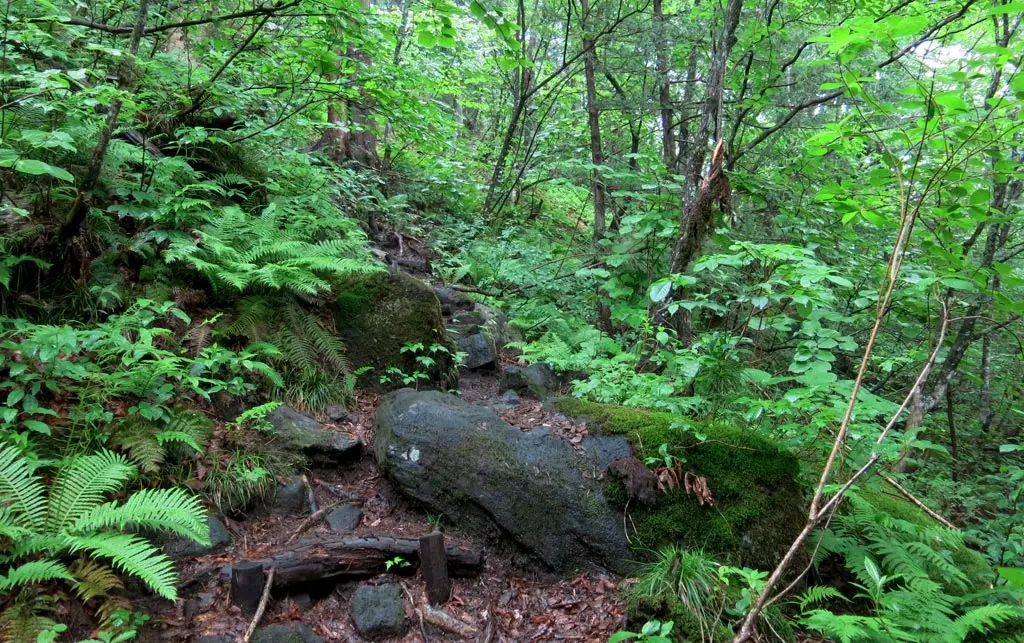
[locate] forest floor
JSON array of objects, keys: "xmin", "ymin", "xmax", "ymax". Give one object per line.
[{"xmin": 150, "ymin": 367, "xmax": 631, "ymax": 643}]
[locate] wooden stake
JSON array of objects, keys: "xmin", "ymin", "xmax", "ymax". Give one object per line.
[
  {"xmin": 418, "ymin": 531, "xmax": 450, "ymax": 605},
  {"xmin": 242, "ymin": 567, "xmax": 275, "ymax": 643},
  {"xmin": 231, "ymin": 561, "xmax": 265, "ymax": 616}
]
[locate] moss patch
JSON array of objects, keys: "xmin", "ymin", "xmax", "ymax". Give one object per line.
[
  {"xmin": 334, "ymin": 269, "xmax": 456, "ymax": 391},
  {"xmin": 556, "ymin": 399, "xmax": 806, "ymax": 571}
]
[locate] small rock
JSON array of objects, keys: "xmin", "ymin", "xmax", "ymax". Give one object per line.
[
  {"xmin": 499, "ymin": 363, "xmax": 560, "ymax": 399},
  {"xmin": 325, "ymin": 504, "xmax": 362, "ymax": 532},
  {"xmin": 456, "ymin": 333, "xmax": 497, "ymax": 370},
  {"xmin": 252, "ymin": 622, "xmax": 323, "ymax": 643},
  {"xmin": 291, "ymin": 593, "xmax": 313, "ymax": 609},
  {"xmin": 268, "ymin": 405, "xmax": 362, "ymax": 463},
  {"xmin": 271, "ymin": 477, "xmax": 308, "ymax": 515},
  {"xmin": 163, "ymin": 514, "xmax": 231, "ymax": 558},
  {"xmin": 501, "ymin": 390, "xmax": 520, "ymax": 404},
  {"xmin": 434, "ymin": 286, "xmax": 473, "ymax": 315},
  {"xmin": 351, "ymin": 583, "xmax": 408, "ymax": 639},
  {"xmin": 325, "ymin": 405, "xmax": 358, "ymax": 425}
]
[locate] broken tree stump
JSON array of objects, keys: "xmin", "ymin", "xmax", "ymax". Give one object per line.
[
  {"xmin": 419, "ymin": 531, "xmax": 450, "ymax": 605},
  {"xmin": 231, "ymin": 561, "xmax": 265, "ymax": 616},
  {"xmin": 244, "ymin": 535, "xmax": 483, "ymax": 589}
]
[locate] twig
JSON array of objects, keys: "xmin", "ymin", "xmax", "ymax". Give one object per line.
[
  {"xmin": 881, "ymin": 474, "xmax": 957, "ymax": 529},
  {"xmin": 282, "ymin": 501, "xmax": 340, "ymax": 546},
  {"xmin": 477, "ymin": 603, "xmax": 496, "ymax": 643},
  {"xmin": 242, "ymin": 567, "xmax": 275, "ymax": 643}
]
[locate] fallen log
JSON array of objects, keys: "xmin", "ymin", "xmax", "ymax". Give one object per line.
[{"xmin": 246, "ymin": 535, "xmax": 483, "ymax": 588}]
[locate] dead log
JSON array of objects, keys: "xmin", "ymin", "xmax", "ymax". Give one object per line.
[{"xmin": 246, "ymin": 535, "xmax": 483, "ymax": 588}]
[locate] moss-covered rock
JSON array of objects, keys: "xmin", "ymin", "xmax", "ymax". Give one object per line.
[
  {"xmin": 334, "ymin": 269, "xmax": 457, "ymax": 391},
  {"xmin": 555, "ymin": 399, "xmax": 806, "ymax": 571}
]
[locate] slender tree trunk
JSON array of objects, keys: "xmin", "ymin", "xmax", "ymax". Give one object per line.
[
  {"xmin": 653, "ymin": 0, "xmax": 673, "ymax": 168},
  {"xmin": 60, "ymin": 0, "xmax": 151, "ymax": 243},
  {"xmin": 649, "ymin": 0, "xmax": 743, "ymax": 341},
  {"xmin": 946, "ymin": 386, "xmax": 959, "ymax": 481},
  {"xmin": 580, "ymin": 0, "xmax": 610, "ymax": 332}
]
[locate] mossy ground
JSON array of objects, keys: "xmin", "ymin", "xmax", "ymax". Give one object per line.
[{"xmin": 556, "ymin": 399, "xmax": 807, "ymax": 571}]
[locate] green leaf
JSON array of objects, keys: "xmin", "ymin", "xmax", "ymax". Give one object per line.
[
  {"xmin": 934, "ymin": 92, "xmax": 969, "ymax": 112},
  {"xmin": 997, "ymin": 567, "xmax": 1024, "ymax": 587},
  {"xmin": 469, "ymin": 0, "xmax": 487, "ymax": 19},
  {"xmin": 416, "ymin": 30, "xmax": 438, "ymax": 48},
  {"xmin": 649, "ymin": 280, "xmax": 672, "ymax": 303},
  {"xmin": 10, "ymin": 159, "xmax": 75, "ymax": 182},
  {"xmin": 22, "ymin": 420, "xmax": 51, "ymax": 435}
]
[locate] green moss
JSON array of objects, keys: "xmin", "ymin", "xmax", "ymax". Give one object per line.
[
  {"xmin": 556, "ymin": 399, "xmax": 806, "ymax": 571},
  {"xmin": 334, "ymin": 269, "xmax": 456, "ymax": 391}
]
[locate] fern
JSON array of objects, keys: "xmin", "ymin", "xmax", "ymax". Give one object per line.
[
  {"xmin": 64, "ymin": 533, "xmax": 180, "ymax": 600},
  {"xmin": 69, "ymin": 560, "xmax": 124, "ymax": 604},
  {"xmin": 0, "ymin": 444, "xmax": 208, "ymax": 633},
  {"xmin": 45, "ymin": 451, "xmax": 135, "ymax": 534},
  {"xmin": 0, "ymin": 560, "xmax": 75, "ymax": 592},
  {"xmin": 228, "ymin": 295, "xmax": 350, "ymax": 412},
  {"xmin": 165, "ymin": 203, "xmax": 379, "ymax": 297}
]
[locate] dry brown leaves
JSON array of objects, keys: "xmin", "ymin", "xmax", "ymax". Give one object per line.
[{"xmin": 653, "ymin": 464, "xmax": 715, "ymax": 506}]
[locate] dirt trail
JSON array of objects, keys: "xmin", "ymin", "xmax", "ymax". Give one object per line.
[{"xmin": 157, "ymin": 369, "xmax": 629, "ymax": 643}]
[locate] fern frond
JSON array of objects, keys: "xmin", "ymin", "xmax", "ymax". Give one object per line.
[
  {"xmin": 46, "ymin": 450, "xmax": 136, "ymax": 534},
  {"xmin": 0, "ymin": 445, "xmax": 47, "ymax": 532},
  {"xmin": 796, "ymin": 585, "xmax": 846, "ymax": 610},
  {"xmin": 64, "ymin": 533, "xmax": 179, "ymax": 601},
  {"xmin": 0, "ymin": 560, "xmax": 73, "ymax": 592},
  {"xmin": 69, "ymin": 487, "xmax": 209, "ymax": 544},
  {"xmin": 949, "ymin": 604, "xmax": 1024, "ymax": 641},
  {"xmin": 67, "ymin": 559, "xmax": 123, "ymax": 605},
  {"xmin": 109, "ymin": 417, "xmax": 165, "ymax": 473}
]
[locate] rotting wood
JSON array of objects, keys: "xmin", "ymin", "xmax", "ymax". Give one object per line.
[{"xmin": 245, "ymin": 535, "xmax": 483, "ymax": 588}]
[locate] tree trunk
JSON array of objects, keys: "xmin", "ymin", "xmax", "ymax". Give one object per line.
[
  {"xmin": 60, "ymin": 0, "xmax": 152, "ymax": 243},
  {"xmin": 649, "ymin": 0, "xmax": 744, "ymax": 339},
  {"xmin": 580, "ymin": 0, "xmax": 611, "ymax": 331},
  {"xmin": 653, "ymin": 0, "xmax": 673, "ymax": 168}
]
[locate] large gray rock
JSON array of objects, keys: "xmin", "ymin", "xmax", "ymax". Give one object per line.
[
  {"xmin": 252, "ymin": 622, "xmax": 323, "ymax": 643},
  {"xmin": 163, "ymin": 515, "xmax": 230, "ymax": 558},
  {"xmin": 350, "ymin": 583, "xmax": 407, "ymax": 639},
  {"xmin": 335, "ymin": 269, "xmax": 457, "ymax": 392},
  {"xmin": 434, "ymin": 286, "xmax": 473, "ymax": 315},
  {"xmin": 374, "ymin": 390, "xmax": 631, "ymax": 573},
  {"xmin": 499, "ymin": 363, "xmax": 561, "ymax": 399},
  {"xmin": 268, "ymin": 405, "xmax": 361, "ymax": 463},
  {"xmin": 456, "ymin": 332, "xmax": 497, "ymax": 370}
]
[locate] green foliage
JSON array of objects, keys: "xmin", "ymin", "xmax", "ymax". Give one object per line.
[
  {"xmin": 800, "ymin": 488, "xmax": 1024, "ymax": 642},
  {"xmin": 229, "ymin": 295, "xmax": 350, "ymax": 412},
  {"xmin": 0, "ymin": 445, "xmax": 207, "ymax": 639}
]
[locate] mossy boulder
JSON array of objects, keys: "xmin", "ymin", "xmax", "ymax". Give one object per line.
[
  {"xmin": 554, "ymin": 399, "xmax": 806, "ymax": 571},
  {"xmin": 335, "ymin": 269, "xmax": 457, "ymax": 391},
  {"xmin": 374, "ymin": 389, "xmax": 633, "ymax": 572}
]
